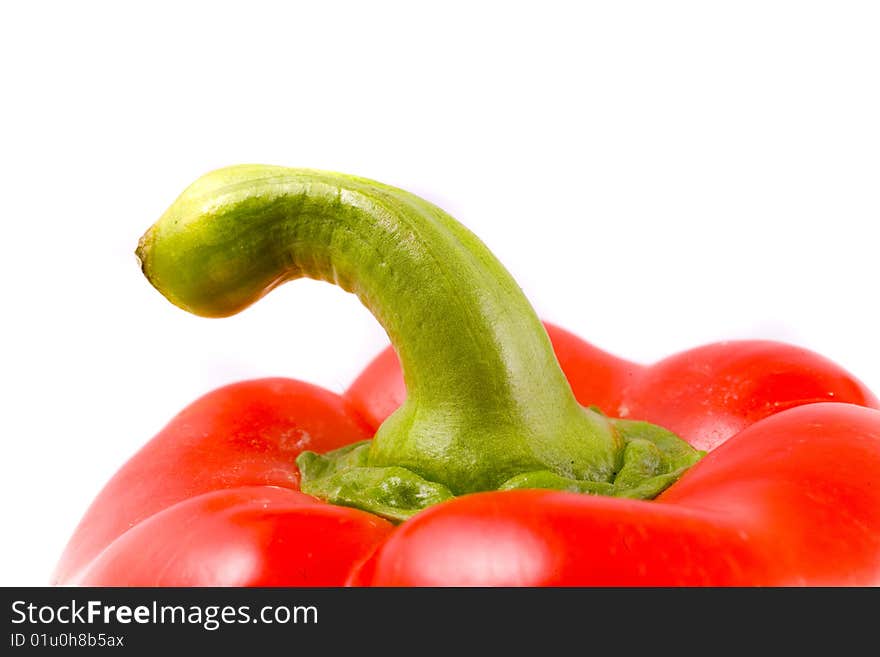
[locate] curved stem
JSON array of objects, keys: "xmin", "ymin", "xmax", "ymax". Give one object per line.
[{"xmin": 137, "ymin": 165, "xmax": 697, "ymax": 502}]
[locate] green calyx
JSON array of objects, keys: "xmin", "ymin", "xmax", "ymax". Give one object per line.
[
  {"xmin": 299, "ymin": 418, "xmax": 702, "ymax": 522},
  {"xmin": 137, "ymin": 165, "xmax": 704, "ymax": 522},
  {"xmin": 296, "ymin": 443, "xmax": 455, "ymax": 523}
]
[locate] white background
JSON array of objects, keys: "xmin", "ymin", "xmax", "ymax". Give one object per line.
[{"xmin": 2, "ymin": 1, "xmax": 878, "ymax": 586}]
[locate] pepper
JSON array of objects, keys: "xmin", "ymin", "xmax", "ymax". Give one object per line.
[{"xmin": 53, "ymin": 165, "xmax": 880, "ymax": 586}]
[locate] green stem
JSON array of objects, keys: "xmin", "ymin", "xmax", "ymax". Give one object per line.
[{"xmin": 137, "ymin": 165, "xmax": 701, "ymax": 518}]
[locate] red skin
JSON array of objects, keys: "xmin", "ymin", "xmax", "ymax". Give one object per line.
[
  {"xmin": 54, "ymin": 324, "xmax": 880, "ymax": 586},
  {"xmin": 54, "ymin": 380, "xmax": 391, "ymax": 586},
  {"xmin": 352, "ymin": 404, "xmax": 880, "ymax": 585},
  {"xmin": 349, "ymin": 324, "xmax": 879, "ymax": 452}
]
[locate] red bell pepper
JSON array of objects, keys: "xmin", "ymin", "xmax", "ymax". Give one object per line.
[{"xmin": 53, "ymin": 166, "xmax": 880, "ymax": 586}]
